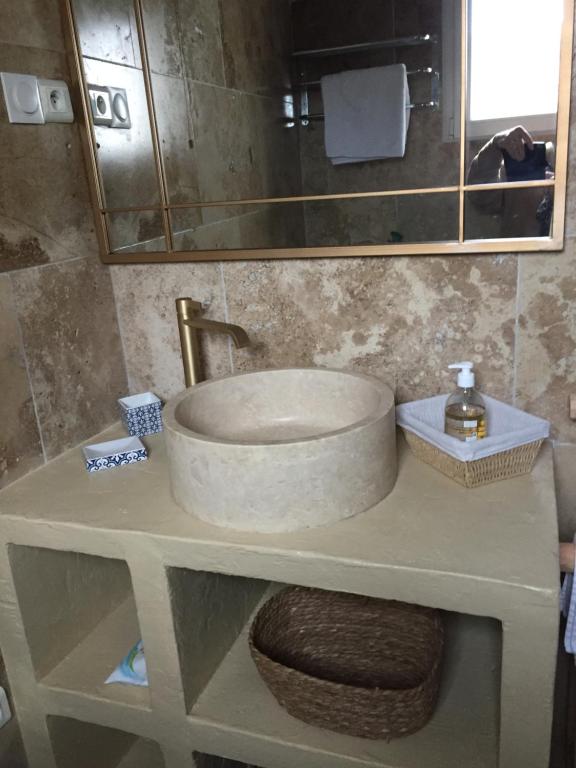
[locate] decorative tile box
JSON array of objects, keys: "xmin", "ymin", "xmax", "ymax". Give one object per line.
[
  {"xmin": 118, "ymin": 392, "xmax": 163, "ymax": 437},
  {"xmin": 83, "ymin": 437, "xmax": 148, "ymax": 473}
]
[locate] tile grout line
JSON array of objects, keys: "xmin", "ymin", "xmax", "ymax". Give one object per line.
[
  {"xmin": 1, "ymin": 254, "xmax": 87, "ymax": 276},
  {"xmin": 188, "ymin": 75, "xmax": 285, "ymax": 101},
  {"xmin": 8, "ymin": 272, "xmax": 48, "ymax": 465},
  {"xmin": 216, "ymin": 2, "xmax": 228, "ymax": 92},
  {"xmin": 218, "ymin": 261, "xmax": 235, "ymax": 373},
  {"xmin": 83, "ymin": 59, "xmax": 276, "ymax": 102},
  {"xmin": 107, "ymin": 265, "xmax": 132, "ymax": 395},
  {"xmin": 511, "ymin": 255, "xmax": 522, "ymax": 408},
  {"xmin": 172, "ymin": 0, "xmax": 197, "ymax": 152},
  {"xmin": 1, "ymin": 41, "xmax": 66, "ymax": 56}
]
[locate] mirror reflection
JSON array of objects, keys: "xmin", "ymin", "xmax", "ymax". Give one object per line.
[
  {"xmin": 467, "ymin": 131, "xmax": 555, "ymax": 238},
  {"xmin": 465, "ymin": 0, "xmax": 562, "ymax": 238},
  {"xmin": 70, "ymin": 0, "xmax": 567, "ymax": 255},
  {"xmin": 169, "ymin": 193, "xmax": 459, "ymax": 252}
]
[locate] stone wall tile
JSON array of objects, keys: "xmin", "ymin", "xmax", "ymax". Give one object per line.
[
  {"xmin": 110, "ymin": 263, "xmax": 231, "ymax": 399},
  {"xmin": 11, "ymin": 258, "xmax": 127, "ymax": 459},
  {"xmin": 515, "ymin": 242, "xmax": 576, "ymax": 441},
  {"xmin": 0, "ymin": 0, "xmax": 64, "ymax": 51},
  {"xmin": 0, "ymin": 275, "xmax": 43, "ymax": 488},
  {"xmin": 0, "ymin": 45, "xmax": 98, "ymax": 272},
  {"xmin": 222, "ymin": 255, "xmax": 517, "ymax": 402}
]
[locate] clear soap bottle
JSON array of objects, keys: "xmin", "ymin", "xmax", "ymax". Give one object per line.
[{"xmin": 444, "ymin": 362, "xmax": 487, "ymax": 442}]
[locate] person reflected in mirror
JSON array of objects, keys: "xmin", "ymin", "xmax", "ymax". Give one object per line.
[{"xmin": 467, "ymin": 126, "xmax": 554, "ymax": 237}]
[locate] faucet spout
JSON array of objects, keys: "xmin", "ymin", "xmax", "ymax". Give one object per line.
[
  {"xmin": 175, "ymin": 297, "xmax": 250, "ymax": 387},
  {"xmin": 182, "ymin": 317, "xmax": 250, "ymax": 349}
]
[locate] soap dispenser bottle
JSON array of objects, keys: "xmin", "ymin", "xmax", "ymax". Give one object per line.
[{"xmin": 445, "ymin": 361, "xmax": 487, "ymax": 442}]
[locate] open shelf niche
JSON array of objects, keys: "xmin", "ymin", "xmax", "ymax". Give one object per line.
[
  {"xmin": 47, "ymin": 716, "xmax": 164, "ymax": 768},
  {"xmin": 8, "ymin": 545, "xmax": 147, "ymax": 709},
  {"xmin": 167, "ymin": 566, "xmax": 274, "ymax": 714},
  {"xmin": 179, "ymin": 575, "xmax": 504, "ymax": 768}
]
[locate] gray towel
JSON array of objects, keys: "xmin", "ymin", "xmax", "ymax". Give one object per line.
[{"xmin": 321, "ymin": 63, "xmax": 411, "ymax": 165}]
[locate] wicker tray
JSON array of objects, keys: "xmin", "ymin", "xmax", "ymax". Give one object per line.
[
  {"xmin": 396, "ymin": 394, "xmax": 549, "ymax": 488},
  {"xmin": 403, "ymin": 431, "xmax": 543, "ymax": 488},
  {"xmin": 249, "ymin": 586, "xmax": 444, "ymax": 740}
]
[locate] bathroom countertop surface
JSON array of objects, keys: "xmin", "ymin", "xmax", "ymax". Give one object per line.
[{"xmin": 0, "ymin": 424, "xmax": 559, "ymax": 603}]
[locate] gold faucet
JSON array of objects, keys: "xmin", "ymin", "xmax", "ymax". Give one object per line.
[{"xmin": 176, "ymin": 297, "xmax": 250, "ymax": 387}]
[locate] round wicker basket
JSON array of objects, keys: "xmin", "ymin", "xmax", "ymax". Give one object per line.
[{"xmin": 249, "ymin": 586, "xmax": 444, "ymax": 740}]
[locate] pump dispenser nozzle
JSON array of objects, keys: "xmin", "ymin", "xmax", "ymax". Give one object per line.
[{"xmin": 448, "ymin": 361, "xmax": 475, "ymax": 389}]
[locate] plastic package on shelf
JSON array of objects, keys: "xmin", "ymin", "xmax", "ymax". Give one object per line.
[
  {"xmin": 396, "ymin": 394, "xmax": 550, "ymax": 462},
  {"xmin": 0, "ymin": 687, "xmax": 11, "ymax": 728},
  {"xmin": 105, "ymin": 640, "xmax": 148, "ymax": 687}
]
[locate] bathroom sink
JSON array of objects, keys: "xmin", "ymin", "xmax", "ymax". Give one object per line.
[{"xmin": 163, "ymin": 368, "xmax": 397, "ymax": 533}]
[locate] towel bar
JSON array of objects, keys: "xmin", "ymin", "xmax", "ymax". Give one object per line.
[
  {"xmin": 296, "ymin": 67, "xmax": 435, "ymax": 89},
  {"xmin": 284, "ymin": 101, "xmax": 438, "ymax": 128},
  {"xmin": 292, "ymin": 34, "xmax": 439, "ymax": 58},
  {"xmin": 289, "ymin": 67, "xmax": 440, "ymax": 127},
  {"xmin": 294, "ymin": 101, "xmax": 437, "ymax": 124}
]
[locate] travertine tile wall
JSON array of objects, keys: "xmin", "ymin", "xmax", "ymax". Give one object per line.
[
  {"xmin": 0, "ymin": 0, "xmax": 128, "ymax": 490},
  {"xmin": 110, "ymin": 7, "xmax": 576, "ymax": 532}
]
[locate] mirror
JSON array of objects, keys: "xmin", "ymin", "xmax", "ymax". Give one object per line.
[
  {"xmin": 64, "ymin": 0, "xmax": 572, "ymax": 261},
  {"xmin": 465, "ymin": 0, "xmax": 563, "ymax": 239}
]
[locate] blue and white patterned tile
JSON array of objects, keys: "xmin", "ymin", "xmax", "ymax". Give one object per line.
[
  {"xmin": 121, "ymin": 402, "xmax": 163, "ymax": 437},
  {"xmin": 118, "ymin": 393, "xmax": 163, "ymax": 437},
  {"xmin": 86, "ymin": 449, "xmax": 148, "ymax": 473},
  {"xmin": 83, "ymin": 437, "xmax": 148, "ymax": 472}
]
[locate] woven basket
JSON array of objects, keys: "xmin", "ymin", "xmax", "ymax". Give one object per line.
[
  {"xmin": 249, "ymin": 587, "xmax": 444, "ymax": 740},
  {"xmin": 403, "ymin": 431, "xmax": 543, "ymax": 488}
]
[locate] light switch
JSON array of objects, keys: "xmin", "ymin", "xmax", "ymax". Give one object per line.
[
  {"xmin": 0, "ymin": 72, "xmax": 44, "ymax": 124},
  {"xmin": 109, "ymin": 87, "xmax": 131, "ymax": 128}
]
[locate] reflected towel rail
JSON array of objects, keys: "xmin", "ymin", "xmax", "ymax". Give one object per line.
[
  {"xmin": 292, "ymin": 34, "xmax": 438, "ymax": 58},
  {"xmin": 296, "ymin": 67, "xmax": 435, "ymax": 89},
  {"xmin": 286, "ymin": 68, "xmax": 440, "ymax": 127},
  {"xmin": 294, "ymin": 102, "xmax": 437, "ymax": 122}
]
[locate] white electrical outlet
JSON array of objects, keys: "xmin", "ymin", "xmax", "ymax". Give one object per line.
[
  {"xmin": 38, "ymin": 79, "xmax": 74, "ymax": 123},
  {"xmin": 88, "ymin": 84, "xmax": 113, "ymax": 126}
]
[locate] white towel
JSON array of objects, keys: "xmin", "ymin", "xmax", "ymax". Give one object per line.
[{"xmin": 321, "ymin": 63, "xmax": 411, "ymax": 165}]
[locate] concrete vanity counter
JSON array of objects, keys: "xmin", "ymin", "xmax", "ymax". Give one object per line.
[{"xmin": 0, "ymin": 425, "xmax": 559, "ymax": 768}]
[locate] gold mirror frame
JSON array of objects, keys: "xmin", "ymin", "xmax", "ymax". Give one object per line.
[{"xmin": 61, "ymin": 0, "xmax": 574, "ymax": 263}]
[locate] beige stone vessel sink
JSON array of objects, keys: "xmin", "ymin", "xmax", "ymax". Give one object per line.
[{"xmin": 164, "ymin": 368, "xmax": 397, "ymax": 533}]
